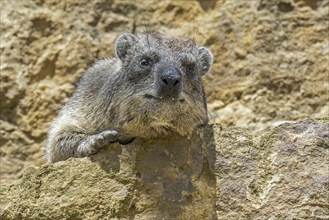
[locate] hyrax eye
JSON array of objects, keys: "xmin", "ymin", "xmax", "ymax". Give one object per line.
[
  {"xmin": 140, "ymin": 59, "xmax": 152, "ymax": 67},
  {"xmin": 186, "ymin": 64, "xmax": 195, "ymax": 73},
  {"xmin": 185, "ymin": 64, "xmax": 196, "ymax": 78}
]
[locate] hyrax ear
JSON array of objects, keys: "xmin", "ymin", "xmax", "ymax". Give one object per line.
[
  {"xmin": 198, "ymin": 47, "xmax": 213, "ymax": 75},
  {"xmin": 115, "ymin": 33, "xmax": 137, "ymax": 61}
]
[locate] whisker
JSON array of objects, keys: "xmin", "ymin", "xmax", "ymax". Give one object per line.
[{"xmin": 206, "ymin": 104, "xmax": 222, "ymax": 125}]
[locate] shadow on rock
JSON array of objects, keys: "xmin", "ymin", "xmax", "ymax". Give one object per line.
[{"xmin": 90, "ymin": 125, "xmax": 217, "ymax": 219}]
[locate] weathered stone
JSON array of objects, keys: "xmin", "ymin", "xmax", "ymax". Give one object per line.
[
  {"xmin": 1, "ymin": 120, "xmax": 328, "ymax": 219},
  {"xmin": 0, "ymin": 127, "xmax": 217, "ymax": 219},
  {"xmin": 215, "ymin": 119, "xmax": 329, "ymax": 219}
]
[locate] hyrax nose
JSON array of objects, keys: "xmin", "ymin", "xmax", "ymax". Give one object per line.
[{"xmin": 158, "ymin": 68, "xmax": 181, "ymax": 98}]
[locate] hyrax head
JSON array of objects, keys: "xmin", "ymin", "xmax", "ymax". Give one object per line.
[{"xmin": 114, "ymin": 32, "xmax": 213, "ymax": 138}]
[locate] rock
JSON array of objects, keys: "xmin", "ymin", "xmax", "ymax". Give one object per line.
[
  {"xmin": 0, "ymin": 127, "xmax": 217, "ymax": 219},
  {"xmin": 215, "ymin": 119, "xmax": 329, "ymax": 219},
  {"xmin": 0, "ymin": 159, "xmax": 130, "ymax": 219},
  {"xmin": 1, "ymin": 120, "xmax": 328, "ymax": 219}
]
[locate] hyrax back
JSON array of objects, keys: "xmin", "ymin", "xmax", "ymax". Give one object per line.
[{"xmin": 46, "ymin": 32, "xmax": 213, "ymax": 163}]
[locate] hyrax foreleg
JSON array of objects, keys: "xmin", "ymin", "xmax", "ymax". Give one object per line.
[{"xmin": 47, "ymin": 130, "xmax": 119, "ymax": 163}]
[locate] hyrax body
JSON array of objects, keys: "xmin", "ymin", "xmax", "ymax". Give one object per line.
[{"xmin": 46, "ymin": 32, "xmax": 213, "ymax": 163}]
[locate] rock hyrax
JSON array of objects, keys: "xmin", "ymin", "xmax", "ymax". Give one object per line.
[{"xmin": 46, "ymin": 32, "xmax": 213, "ymax": 163}]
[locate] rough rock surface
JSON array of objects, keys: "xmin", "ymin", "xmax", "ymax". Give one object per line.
[
  {"xmin": 1, "ymin": 120, "xmax": 328, "ymax": 219},
  {"xmin": 1, "ymin": 127, "xmax": 217, "ymax": 219},
  {"xmin": 215, "ymin": 119, "xmax": 329, "ymax": 219}
]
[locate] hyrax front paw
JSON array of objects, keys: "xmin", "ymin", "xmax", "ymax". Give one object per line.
[
  {"xmin": 95, "ymin": 130, "xmax": 119, "ymax": 147},
  {"xmin": 78, "ymin": 130, "xmax": 119, "ymax": 156},
  {"xmin": 93, "ymin": 130, "xmax": 119, "ymax": 147}
]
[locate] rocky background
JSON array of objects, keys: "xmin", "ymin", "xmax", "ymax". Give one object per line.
[{"xmin": 0, "ymin": 0, "xmax": 328, "ymax": 219}]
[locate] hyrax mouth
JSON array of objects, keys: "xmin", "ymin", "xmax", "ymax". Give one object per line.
[{"xmin": 144, "ymin": 93, "xmax": 185, "ymax": 103}]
